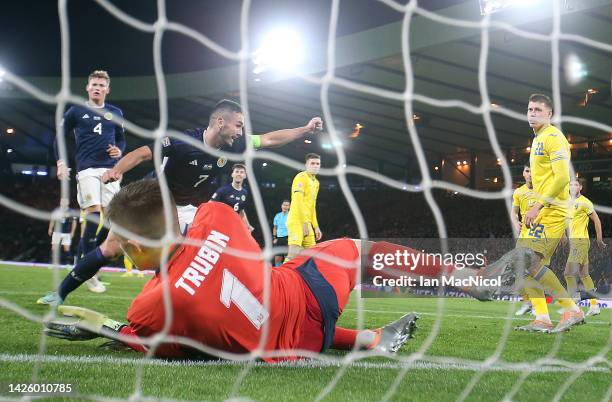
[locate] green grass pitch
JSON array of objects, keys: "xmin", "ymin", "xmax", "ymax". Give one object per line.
[{"xmin": 0, "ymin": 264, "xmax": 610, "ymax": 401}]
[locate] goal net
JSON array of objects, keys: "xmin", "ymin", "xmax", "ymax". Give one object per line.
[{"xmin": 0, "ymin": 0, "xmax": 610, "ymax": 401}]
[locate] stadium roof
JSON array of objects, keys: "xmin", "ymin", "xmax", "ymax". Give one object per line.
[{"xmin": 1, "ymin": 0, "xmax": 611, "ymax": 180}]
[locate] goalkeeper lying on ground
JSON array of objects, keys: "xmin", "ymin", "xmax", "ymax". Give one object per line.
[
  {"xmin": 45, "ymin": 180, "xmax": 421, "ymax": 361},
  {"xmin": 45, "ymin": 180, "xmax": 516, "ymax": 360}
]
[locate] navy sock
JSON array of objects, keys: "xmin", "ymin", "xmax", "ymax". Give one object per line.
[
  {"xmin": 96, "ymin": 226, "xmax": 109, "ymax": 247},
  {"xmin": 75, "ymin": 238, "xmax": 84, "ymax": 261},
  {"xmin": 58, "ymin": 247, "xmax": 109, "ymax": 300},
  {"xmin": 82, "ymin": 212, "xmax": 101, "ymax": 255}
]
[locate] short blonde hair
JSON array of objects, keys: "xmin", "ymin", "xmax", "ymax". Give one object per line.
[{"xmin": 88, "ymin": 70, "xmax": 110, "ymax": 85}]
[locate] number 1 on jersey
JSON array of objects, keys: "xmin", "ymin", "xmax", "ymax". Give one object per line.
[{"xmin": 220, "ymin": 269, "xmax": 269, "ymax": 330}]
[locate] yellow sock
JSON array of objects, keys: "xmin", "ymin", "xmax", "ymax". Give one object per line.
[
  {"xmin": 536, "ymin": 268, "xmax": 575, "ymax": 310},
  {"xmin": 580, "ymin": 275, "xmax": 595, "ymax": 292},
  {"xmin": 580, "ymin": 275, "xmax": 598, "ymax": 307},
  {"xmin": 565, "ymin": 275, "xmax": 577, "ymax": 295},
  {"xmin": 124, "ymin": 256, "xmax": 133, "ymax": 273},
  {"xmin": 524, "ymin": 286, "xmax": 547, "ymax": 316}
]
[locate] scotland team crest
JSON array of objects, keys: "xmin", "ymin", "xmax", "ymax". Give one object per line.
[
  {"xmin": 104, "ymin": 112, "xmax": 113, "ymax": 120},
  {"xmin": 217, "ymin": 157, "xmax": 227, "ymax": 167}
]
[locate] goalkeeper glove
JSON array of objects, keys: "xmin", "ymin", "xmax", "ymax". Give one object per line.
[{"xmin": 44, "ymin": 305, "xmax": 126, "ymax": 341}]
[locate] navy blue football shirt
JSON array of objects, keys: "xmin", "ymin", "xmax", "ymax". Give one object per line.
[
  {"xmin": 56, "ymin": 103, "xmax": 126, "ymax": 172},
  {"xmin": 211, "ymin": 184, "xmax": 249, "ymax": 213},
  {"xmin": 146, "ymin": 128, "xmax": 247, "ymax": 206}
]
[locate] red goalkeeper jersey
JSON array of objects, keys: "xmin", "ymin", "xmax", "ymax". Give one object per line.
[{"xmin": 126, "ymin": 201, "xmax": 312, "ymax": 361}]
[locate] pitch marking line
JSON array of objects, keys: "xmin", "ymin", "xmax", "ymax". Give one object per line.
[{"xmin": 0, "ymin": 353, "xmax": 608, "ymax": 373}]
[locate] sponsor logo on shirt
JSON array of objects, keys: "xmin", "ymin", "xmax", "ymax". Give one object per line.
[{"xmin": 82, "ymin": 114, "xmax": 90, "ymax": 119}]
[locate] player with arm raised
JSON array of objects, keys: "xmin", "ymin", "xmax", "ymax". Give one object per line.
[
  {"xmin": 211, "ymin": 163, "xmax": 254, "ymax": 232},
  {"xmin": 37, "ymin": 99, "xmax": 322, "ymax": 305},
  {"xmin": 103, "ymin": 99, "xmax": 321, "ymax": 231},
  {"xmin": 564, "ymin": 178, "xmax": 606, "ymax": 316}
]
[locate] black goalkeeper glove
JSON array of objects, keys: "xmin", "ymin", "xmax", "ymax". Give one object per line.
[{"xmin": 44, "ymin": 305, "xmax": 126, "ymax": 341}]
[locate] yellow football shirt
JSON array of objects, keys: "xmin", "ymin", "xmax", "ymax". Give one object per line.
[
  {"xmin": 512, "ymin": 183, "xmax": 536, "ymax": 218},
  {"xmin": 512, "ymin": 183, "xmax": 537, "ymax": 235},
  {"xmin": 286, "ymin": 171, "xmax": 320, "ymax": 229},
  {"xmin": 529, "ymin": 124, "xmax": 571, "ymax": 216},
  {"xmin": 569, "ymin": 194, "xmax": 594, "ymax": 239}
]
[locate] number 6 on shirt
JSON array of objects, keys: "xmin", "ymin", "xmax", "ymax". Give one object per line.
[{"xmin": 220, "ymin": 269, "xmax": 269, "ymax": 329}]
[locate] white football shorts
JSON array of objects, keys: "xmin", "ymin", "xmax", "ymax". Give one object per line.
[{"xmin": 76, "ymin": 167, "xmax": 120, "ymax": 209}]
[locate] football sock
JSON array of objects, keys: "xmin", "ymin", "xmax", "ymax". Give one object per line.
[
  {"xmin": 58, "ymin": 247, "xmax": 109, "ymax": 300},
  {"xmin": 580, "ymin": 275, "xmax": 598, "ymax": 306},
  {"xmin": 75, "ymin": 238, "xmax": 84, "ymax": 260},
  {"xmin": 331, "ymin": 327, "xmax": 359, "ymax": 350},
  {"xmin": 524, "ymin": 276, "xmax": 549, "ymax": 320},
  {"xmin": 581, "ymin": 275, "xmax": 595, "ymax": 292},
  {"xmin": 96, "ymin": 226, "xmax": 109, "ymax": 247},
  {"xmin": 535, "ymin": 266, "xmax": 578, "ymax": 312},
  {"xmin": 332, "ymin": 327, "xmax": 378, "ymax": 350},
  {"xmin": 124, "ymin": 255, "xmax": 133, "ymax": 273},
  {"xmin": 565, "ymin": 275, "xmax": 577, "ymax": 296},
  {"xmin": 82, "ymin": 212, "xmax": 101, "ymax": 256}
]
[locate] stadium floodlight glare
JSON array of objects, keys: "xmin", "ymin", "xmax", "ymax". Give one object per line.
[
  {"xmin": 304, "ymin": 139, "xmax": 312, "ymax": 144},
  {"xmin": 6, "ymin": 128, "xmax": 14, "ymax": 134},
  {"xmin": 321, "ymin": 138, "xmax": 343, "ymax": 151},
  {"xmin": 565, "ymin": 54, "xmax": 587, "ymax": 85},
  {"xmin": 0, "ymin": 67, "xmax": 4, "ymax": 82},
  {"xmin": 6, "ymin": 148, "xmax": 12, "ymax": 153},
  {"xmin": 479, "ymin": 0, "xmax": 538, "ymax": 15},
  {"xmin": 262, "ymin": 162, "xmax": 268, "ymax": 167},
  {"xmin": 253, "ymin": 28, "xmax": 304, "ymax": 74}
]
